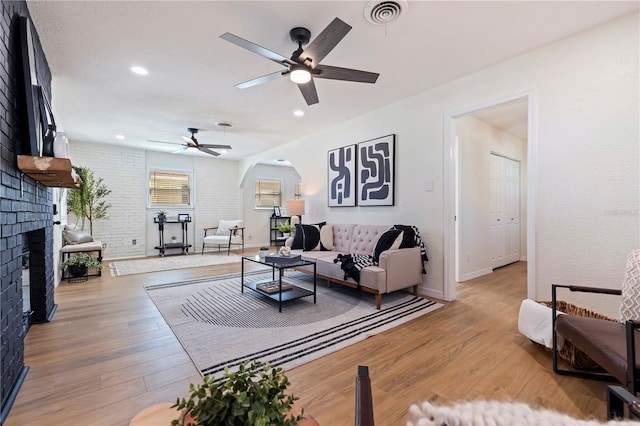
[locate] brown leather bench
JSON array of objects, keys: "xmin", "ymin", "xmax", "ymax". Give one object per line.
[{"xmin": 552, "ymin": 284, "xmax": 640, "ymax": 394}]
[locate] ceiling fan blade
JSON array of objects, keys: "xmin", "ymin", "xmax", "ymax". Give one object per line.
[
  {"xmin": 314, "ymin": 65, "xmax": 379, "ymax": 83},
  {"xmin": 298, "ymin": 18, "xmax": 351, "ymax": 66},
  {"xmin": 220, "ymin": 32, "xmax": 295, "ymax": 67},
  {"xmin": 298, "ymin": 79, "xmax": 319, "ymax": 105},
  {"xmin": 199, "ymin": 144, "xmax": 232, "ymax": 149},
  {"xmin": 199, "ymin": 147, "xmax": 221, "ymax": 156},
  {"xmin": 236, "ymin": 71, "xmax": 287, "ymax": 89},
  {"xmin": 148, "ymin": 139, "xmax": 180, "ymax": 145}
]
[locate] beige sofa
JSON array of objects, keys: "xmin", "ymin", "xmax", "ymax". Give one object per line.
[{"xmin": 286, "ymin": 224, "xmax": 423, "ymax": 309}]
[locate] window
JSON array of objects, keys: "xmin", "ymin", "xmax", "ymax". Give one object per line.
[
  {"xmin": 294, "ymin": 182, "xmax": 302, "ymax": 200},
  {"xmin": 149, "ymin": 170, "xmax": 192, "ymax": 207},
  {"xmin": 255, "ymin": 178, "xmax": 281, "ymax": 208}
]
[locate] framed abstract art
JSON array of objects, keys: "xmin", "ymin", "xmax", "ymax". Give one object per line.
[
  {"xmin": 357, "ymin": 134, "xmax": 395, "ymax": 206},
  {"xmin": 328, "ymin": 145, "xmax": 356, "ymax": 207}
]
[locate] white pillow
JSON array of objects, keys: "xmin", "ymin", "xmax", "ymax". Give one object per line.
[
  {"xmin": 216, "ymin": 220, "xmax": 243, "ymax": 236},
  {"xmin": 619, "ymin": 249, "xmax": 640, "ymax": 322}
]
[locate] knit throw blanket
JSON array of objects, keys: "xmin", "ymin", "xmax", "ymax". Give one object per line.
[
  {"xmin": 407, "ymin": 400, "xmax": 639, "ymax": 426},
  {"xmin": 334, "ymin": 225, "xmax": 428, "ymax": 286}
]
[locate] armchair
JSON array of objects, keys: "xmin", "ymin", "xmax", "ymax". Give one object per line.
[
  {"xmin": 202, "ymin": 219, "xmax": 245, "ymax": 255},
  {"xmin": 552, "ymin": 250, "xmax": 640, "ymax": 394}
]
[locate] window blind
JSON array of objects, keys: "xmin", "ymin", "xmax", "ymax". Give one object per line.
[
  {"xmin": 255, "ymin": 179, "xmax": 281, "ymax": 208},
  {"xmin": 149, "ymin": 170, "xmax": 191, "ymax": 206}
]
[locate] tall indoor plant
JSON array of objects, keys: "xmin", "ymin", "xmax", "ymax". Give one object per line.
[{"xmin": 67, "ymin": 166, "xmax": 112, "ymax": 235}]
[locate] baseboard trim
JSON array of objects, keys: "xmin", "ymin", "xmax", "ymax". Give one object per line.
[
  {"xmin": 420, "ymin": 286, "xmax": 445, "ymax": 301},
  {"xmin": 0, "ymin": 365, "xmax": 29, "ymax": 424},
  {"xmin": 458, "ymin": 268, "xmax": 493, "ymax": 282}
]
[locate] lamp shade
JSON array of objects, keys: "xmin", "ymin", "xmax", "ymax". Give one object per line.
[{"xmin": 286, "ymin": 199, "xmax": 305, "ymax": 216}]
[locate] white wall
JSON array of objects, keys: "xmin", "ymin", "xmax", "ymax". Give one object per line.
[
  {"xmin": 240, "ymin": 12, "xmax": 639, "ymax": 306},
  {"xmin": 69, "ymin": 142, "xmax": 241, "ymax": 259},
  {"xmin": 455, "ymin": 115, "xmax": 527, "ymax": 281},
  {"xmin": 241, "ymin": 163, "xmax": 301, "ymax": 248},
  {"xmin": 68, "ymin": 142, "xmax": 147, "ymax": 259}
]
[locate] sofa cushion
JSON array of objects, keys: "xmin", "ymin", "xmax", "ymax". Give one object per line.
[
  {"xmin": 332, "ymin": 224, "xmax": 356, "ymax": 253},
  {"xmin": 349, "ymin": 225, "xmax": 392, "ymax": 255}
]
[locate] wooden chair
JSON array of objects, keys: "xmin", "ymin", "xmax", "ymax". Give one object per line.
[
  {"xmin": 356, "ymin": 365, "xmax": 374, "ymax": 426},
  {"xmin": 202, "ymin": 219, "xmax": 245, "ymax": 255}
]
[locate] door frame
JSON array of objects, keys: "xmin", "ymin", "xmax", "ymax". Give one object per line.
[{"xmin": 443, "ymin": 90, "xmax": 538, "ymax": 301}]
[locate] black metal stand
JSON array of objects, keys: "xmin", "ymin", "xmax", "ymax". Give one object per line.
[{"xmin": 154, "ymin": 217, "xmax": 192, "ymax": 256}]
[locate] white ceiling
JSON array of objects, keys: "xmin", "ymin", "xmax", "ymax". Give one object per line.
[
  {"xmin": 470, "ymin": 100, "xmax": 529, "ymax": 140},
  {"xmin": 26, "ymin": 1, "xmax": 637, "ymax": 160}
]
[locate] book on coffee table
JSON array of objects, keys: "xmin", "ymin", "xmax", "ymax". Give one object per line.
[
  {"xmin": 256, "ymin": 281, "xmax": 293, "ymax": 294},
  {"xmin": 264, "ymin": 254, "xmax": 302, "ymax": 265}
]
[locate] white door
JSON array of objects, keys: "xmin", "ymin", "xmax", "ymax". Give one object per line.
[{"xmin": 490, "ymin": 153, "xmax": 520, "ymax": 268}]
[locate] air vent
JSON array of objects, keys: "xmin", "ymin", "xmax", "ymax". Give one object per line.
[{"xmin": 364, "ymin": 0, "xmax": 408, "ymax": 25}]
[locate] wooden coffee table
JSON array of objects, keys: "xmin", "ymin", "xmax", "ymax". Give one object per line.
[{"xmin": 241, "ymin": 255, "xmax": 316, "ymax": 312}]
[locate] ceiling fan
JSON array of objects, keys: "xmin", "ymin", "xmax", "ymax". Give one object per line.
[
  {"xmin": 220, "ymin": 17, "xmax": 379, "ymax": 106},
  {"xmin": 148, "ymin": 128, "xmax": 232, "ymax": 157}
]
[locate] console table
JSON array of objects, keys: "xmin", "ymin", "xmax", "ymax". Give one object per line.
[{"xmin": 153, "ymin": 217, "xmax": 192, "ymax": 256}]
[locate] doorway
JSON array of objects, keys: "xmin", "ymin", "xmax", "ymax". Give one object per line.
[{"xmin": 444, "ymin": 91, "xmax": 536, "ymax": 301}]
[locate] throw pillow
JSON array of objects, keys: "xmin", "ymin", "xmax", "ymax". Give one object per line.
[
  {"xmin": 619, "ymin": 249, "xmax": 640, "ymax": 322},
  {"xmin": 372, "ymin": 228, "xmax": 403, "ymax": 261},
  {"xmin": 63, "ymin": 229, "xmax": 93, "ymax": 245},
  {"xmin": 216, "ymin": 220, "xmax": 240, "ymax": 236},
  {"xmin": 291, "ymin": 224, "xmax": 304, "ymax": 249},
  {"xmin": 302, "ymin": 222, "xmax": 333, "ymax": 251}
]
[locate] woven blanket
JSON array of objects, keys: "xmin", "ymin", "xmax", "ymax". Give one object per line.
[{"xmin": 334, "ymin": 225, "xmax": 429, "ymax": 284}]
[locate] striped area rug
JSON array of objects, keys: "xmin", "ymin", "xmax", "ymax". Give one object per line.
[{"xmin": 146, "ymin": 270, "xmax": 442, "ymax": 378}]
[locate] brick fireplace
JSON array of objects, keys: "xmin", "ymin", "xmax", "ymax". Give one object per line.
[{"xmin": 0, "ymin": 0, "xmax": 55, "ymax": 422}]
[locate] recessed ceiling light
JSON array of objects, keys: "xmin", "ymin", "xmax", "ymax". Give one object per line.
[
  {"xmin": 130, "ymin": 66, "xmax": 148, "ymax": 76},
  {"xmin": 293, "ymin": 110, "xmax": 304, "ymax": 117},
  {"xmin": 115, "ymin": 134, "xmax": 125, "ymax": 140}
]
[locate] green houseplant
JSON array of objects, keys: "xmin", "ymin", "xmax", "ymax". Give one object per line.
[
  {"xmin": 59, "ymin": 252, "xmax": 104, "ymax": 277},
  {"xmin": 157, "ymin": 210, "xmax": 168, "ymax": 223},
  {"xmin": 172, "ymin": 360, "xmax": 303, "ymax": 426},
  {"xmin": 67, "ymin": 166, "xmax": 112, "ymax": 235},
  {"xmin": 278, "ymin": 220, "xmax": 293, "ymax": 235}
]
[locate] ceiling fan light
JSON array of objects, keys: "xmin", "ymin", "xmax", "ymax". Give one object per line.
[
  {"xmin": 290, "ymin": 68, "xmax": 311, "ymax": 84},
  {"xmin": 186, "ymin": 146, "xmax": 198, "ymax": 152}
]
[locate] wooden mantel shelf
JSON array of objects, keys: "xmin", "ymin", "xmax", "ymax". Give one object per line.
[{"xmin": 17, "ymin": 155, "xmax": 82, "ymax": 188}]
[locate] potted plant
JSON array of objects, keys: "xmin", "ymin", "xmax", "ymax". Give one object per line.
[
  {"xmin": 278, "ymin": 220, "xmax": 293, "ymax": 238},
  {"xmin": 59, "ymin": 252, "xmax": 103, "ymax": 277},
  {"xmin": 172, "ymin": 360, "xmax": 304, "ymax": 426},
  {"xmin": 258, "ymin": 246, "xmax": 269, "ymax": 258},
  {"xmin": 67, "ymin": 165, "xmax": 112, "ymax": 235},
  {"xmin": 157, "ymin": 210, "xmax": 168, "ymax": 223}
]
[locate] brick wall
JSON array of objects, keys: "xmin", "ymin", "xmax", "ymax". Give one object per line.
[
  {"xmin": 68, "ymin": 141, "xmax": 147, "ymax": 259},
  {"xmin": 0, "ymin": 0, "xmax": 54, "ymax": 420},
  {"xmin": 68, "ymin": 141, "xmax": 242, "ymax": 258}
]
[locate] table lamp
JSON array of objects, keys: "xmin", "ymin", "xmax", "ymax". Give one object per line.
[{"xmin": 286, "ymin": 200, "xmax": 305, "ymax": 225}]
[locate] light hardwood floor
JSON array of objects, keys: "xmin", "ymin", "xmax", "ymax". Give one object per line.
[{"xmin": 5, "ymin": 257, "xmax": 608, "ymax": 425}]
